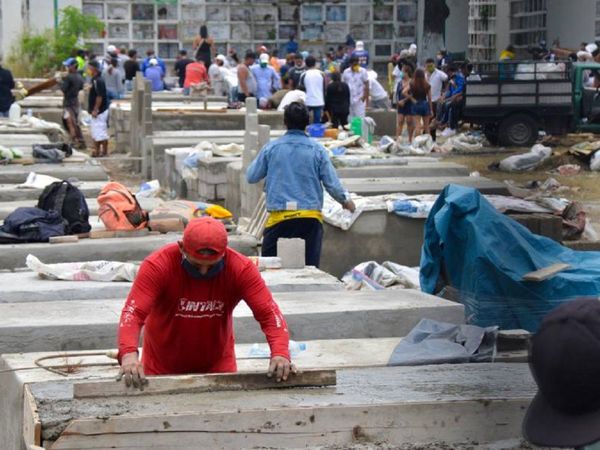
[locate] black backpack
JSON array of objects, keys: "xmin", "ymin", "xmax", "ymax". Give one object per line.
[
  {"xmin": 0, "ymin": 207, "xmax": 65, "ymax": 243},
  {"xmin": 37, "ymin": 181, "xmax": 91, "ymax": 234}
]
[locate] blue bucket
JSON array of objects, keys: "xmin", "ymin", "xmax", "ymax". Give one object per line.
[{"xmin": 307, "ymin": 123, "xmax": 326, "ymax": 137}]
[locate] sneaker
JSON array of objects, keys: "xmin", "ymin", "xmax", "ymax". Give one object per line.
[{"xmin": 441, "ymin": 128, "xmax": 456, "ymax": 137}]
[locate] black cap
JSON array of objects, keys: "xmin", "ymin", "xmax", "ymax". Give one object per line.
[
  {"xmin": 523, "ymin": 298, "xmax": 600, "ymax": 448},
  {"xmin": 88, "ymin": 60, "xmax": 101, "ymax": 71}
]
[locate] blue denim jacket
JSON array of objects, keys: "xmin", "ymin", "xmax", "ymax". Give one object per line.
[{"xmin": 246, "ymin": 130, "xmax": 349, "ymax": 211}]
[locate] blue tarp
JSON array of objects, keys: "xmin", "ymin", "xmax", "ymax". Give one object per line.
[{"xmin": 420, "ymin": 184, "xmax": 600, "ymax": 332}]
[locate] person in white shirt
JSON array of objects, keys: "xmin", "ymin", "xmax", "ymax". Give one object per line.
[
  {"xmin": 208, "ymin": 54, "xmax": 229, "ymax": 96},
  {"xmin": 425, "ymin": 57, "xmax": 448, "ymax": 141},
  {"xmin": 277, "ymin": 89, "xmax": 306, "ymax": 112},
  {"xmin": 299, "ymin": 55, "xmax": 326, "ymax": 123},
  {"xmin": 367, "ymin": 70, "xmax": 390, "ymax": 110},
  {"xmin": 342, "ymin": 55, "xmax": 369, "ymax": 120}
]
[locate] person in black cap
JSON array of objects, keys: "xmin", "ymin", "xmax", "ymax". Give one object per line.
[
  {"xmin": 523, "ymin": 298, "xmax": 600, "ymax": 449},
  {"xmin": 59, "ymin": 57, "xmax": 85, "ymax": 149}
]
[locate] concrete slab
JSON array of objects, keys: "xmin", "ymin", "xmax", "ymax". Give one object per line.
[
  {"xmin": 0, "ymin": 341, "xmax": 528, "ymax": 450},
  {"xmin": 155, "ymin": 130, "xmax": 287, "ymax": 139},
  {"xmin": 321, "ymin": 210, "xmax": 425, "ymax": 277},
  {"xmin": 0, "ymin": 197, "xmax": 163, "ymax": 220},
  {"xmin": 0, "ymin": 163, "xmax": 108, "ymax": 184},
  {"xmin": 341, "ymin": 176, "xmax": 509, "ymax": 196},
  {"xmin": 336, "ymin": 162, "xmax": 470, "ymax": 178},
  {"xmin": 0, "ymin": 267, "xmax": 342, "ymax": 303},
  {"xmin": 31, "ymin": 364, "xmax": 534, "ymax": 449},
  {"xmin": 0, "ymin": 133, "xmax": 50, "ymax": 147},
  {"xmin": 0, "ymin": 181, "xmax": 106, "ymax": 202},
  {"xmin": 0, "ymin": 124, "xmax": 64, "ymax": 142},
  {"xmin": 0, "ymin": 290, "xmax": 464, "ymax": 353},
  {"xmin": 0, "ymin": 233, "xmax": 258, "ymax": 270},
  {"xmin": 0, "ymin": 338, "xmax": 393, "ymax": 450}
]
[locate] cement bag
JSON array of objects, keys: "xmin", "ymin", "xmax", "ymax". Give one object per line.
[
  {"xmin": 381, "ymin": 262, "xmax": 420, "ymax": 289},
  {"xmin": 322, "ymin": 192, "xmax": 361, "ymax": 230},
  {"xmin": 499, "ymin": 144, "xmax": 551, "ymax": 172},
  {"xmin": 26, "ymin": 254, "xmax": 138, "ymax": 282},
  {"xmin": 342, "ymin": 261, "xmax": 397, "ymax": 290},
  {"xmin": 397, "ymin": 134, "xmax": 434, "ymax": 155},
  {"xmin": 445, "ymin": 133, "xmax": 484, "ymax": 152}
]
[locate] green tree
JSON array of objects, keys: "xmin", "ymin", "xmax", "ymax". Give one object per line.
[{"xmin": 7, "ymin": 6, "xmax": 104, "ymax": 77}]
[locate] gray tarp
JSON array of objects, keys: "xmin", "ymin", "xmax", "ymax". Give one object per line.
[{"xmin": 388, "ymin": 318, "xmax": 498, "ymax": 366}]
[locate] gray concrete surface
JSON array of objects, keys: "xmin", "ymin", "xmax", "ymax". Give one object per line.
[
  {"xmin": 321, "ymin": 210, "xmax": 426, "ymax": 277},
  {"xmin": 0, "ymin": 233, "xmax": 258, "ymax": 270},
  {"xmin": 341, "ymin": 176, "xmax": 509, "ymax": 196},
  {"xmin": 0, "ymin": 163, "xmax": 108, "ymax": 184},
  {"xmin": 0, "ymin": 290, "xmax": 464, "ymax": 353},
  {"xmin": 0, "ymin": 267, "xmax": 342, "ymax": 303},
  {"xmin": 0, "ymin": 134, "xmax": 50, "ymax": 147},
  {"xmin": 336, "ymin": 162, "xmax": 470, "ymax": 178},
  {"xmin": 0, "ymin": 345, "xmax": 531, "ymax": 450},
  {"xmin": 30, "ymin": 364, "xmax": 533, "ymax": 447},
  {"xmin": 0, "ymin": 181, "xmax": 106, "ymax": 202}
]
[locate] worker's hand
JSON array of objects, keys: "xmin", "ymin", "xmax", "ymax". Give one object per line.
[
  {"xmin": 116, "ymin": 352, "xmax": 148, "ymax": 390},
  {"xmin": 343, "ymin": 199, "xmax": 356, "ymax": 213},
  {"xmin": 267, "ymin": 356, "xmax": 296, "ymax": 382}
]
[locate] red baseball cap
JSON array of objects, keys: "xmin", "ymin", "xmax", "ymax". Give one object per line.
[{"xmin": 182, "ymin": 217, "xmax": 228, "ymax": 261}]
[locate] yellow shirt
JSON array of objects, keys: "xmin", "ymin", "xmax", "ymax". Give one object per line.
[{"xmin": 266, "ymin": 210, "xmax": 323, "ymax": 228}]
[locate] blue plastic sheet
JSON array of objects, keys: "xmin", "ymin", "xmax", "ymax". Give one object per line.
[{"xmin": 420, "ymin": 184, "xmax": 600, "ymax": 331}]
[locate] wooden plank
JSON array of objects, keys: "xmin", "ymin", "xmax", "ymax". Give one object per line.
[
  {"xmin": 50, "ymin": 399, "xmax": 530, "ymax": 449},
  {"xmin": 73, "ymin": 369, "xmax": 336, "ymax": 399},
  {"xmin": 22, "ymin": 384, "xmax": 41, "ymax": 447},
  {"xmin": 49, "ymin": 235, "xmax": 79, "ymax": 244},
  {"xmin": 522, "ymin": 263, "xmax": 571, "ymax": 281},
  {"xmin": 89, "ymin": 229, "xmax": 150, "ymax": 239}
]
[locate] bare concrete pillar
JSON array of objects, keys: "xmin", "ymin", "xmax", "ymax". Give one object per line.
[
  {"xmin": 245, "ymin": 96, "xmax": 258, "ymax": 115},
  {"xmin": 130, "ymin": 74, "xmax": 152, "ymax": 176},
  {"xmin": 240, "ymin": 97, "xmax": 266, "ymax": 217}
]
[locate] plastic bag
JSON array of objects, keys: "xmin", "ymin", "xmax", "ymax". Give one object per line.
[
  {"xmin": 137, "ymin": 180, "xmax": 161, "ymax": 198},
  {"xmin": 26, "ymin": 254, "xmax": 139, "ymax": 282},
  {"xmin": 19, "ymin": 172, "xmax": 62, "ymax": 189},
  {"xmin": 386, "ymin": 199, "xmax": 434, "ymax": 219},
  {"xmin": 342, "ymin": 261, "xmax": 398, "ymax": 290},
  {"xmin": 591, "ymin": 151, "xmax": 600, "ymax": 171},
  {"xmin": 381, "ymin": 261, "xmax": 420, "ymax": 289},
  {"xmin": 498, "ymin": 144, "xmax": 551, "ymax": 172}
]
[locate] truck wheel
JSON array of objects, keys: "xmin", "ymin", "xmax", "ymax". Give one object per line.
[
  {"xmin": 499, "ymin": 114, "xmax": 538, "ymax": 147},
  {"xmin": 483, "ymin": 125, "xmax": 499, "ymax": 145}
]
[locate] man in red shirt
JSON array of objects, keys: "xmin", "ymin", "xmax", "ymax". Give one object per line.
[
  {"xmin": 117, "ymin": 217, "xmax": 293, "ymax": 389},
  {"xmin": 183, "ymin": 58, "xmax": 209, "ymax": 96}
]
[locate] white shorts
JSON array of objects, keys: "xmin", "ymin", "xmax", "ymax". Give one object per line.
[{"xmin": 90, "ymin": 109, "xmax": 109, "ymax": 142}]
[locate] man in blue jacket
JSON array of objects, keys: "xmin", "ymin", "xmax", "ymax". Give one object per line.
[{"xmin": 246, "ymin": 102, "xmax": 355, "ymax": 267}]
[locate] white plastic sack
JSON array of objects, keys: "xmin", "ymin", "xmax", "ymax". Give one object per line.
[
  {"xmin": 19, "ymin": 172, "xmax": 62, "ymax": 189},
  {"xmin": 591, "ymin": 151, "xmax": 600, "ymax": 171},
  {"xmin": 322, "ymin": 192, "xmax": 362, "ymax": 230},
  {"xmin": 514, "ymin": 63, "xmax": 565, "ymax": 80},
  {"xmin": 440, "ymin": 133, "xmax": 484, "ymax": 152},
  {"xmin": 396, "ymin": 134, "xmax": 434, "ymax": 155},
  {"xmin": 136, "ymin": 179, "xmax": 160, "ymax": 198},
  {"xmin": 499, "ymin": 144, "xmax": 552, "ymax": 172},
  {"xmin": 342, "ymin": 261, "xmax": 397, "ymax": 290},
  {"xmin": 386, "ymin": 198, "xmax": 434, "ymax": 219},
  {"xmin": 26, "ymin": 254, "xmax": 139, "ymax": 282},
  {"xmin": 381, "ymin": 262, "xmax": 420, "ymax": 289},
  {"xmin": 342, "ymin": 260, "xmax": 420, "ymax": 290}
]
